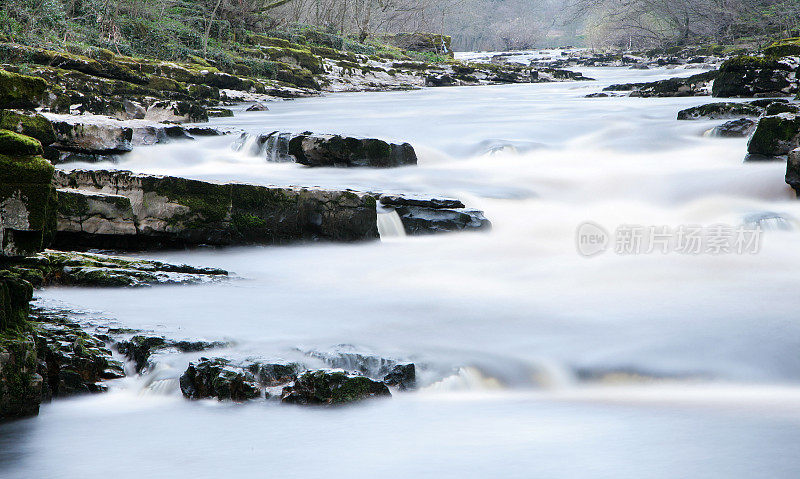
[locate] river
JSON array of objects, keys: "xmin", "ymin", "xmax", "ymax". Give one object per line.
[{"xmin": 2, "ymin": 62, "xmax": 800, "ymax": 478}]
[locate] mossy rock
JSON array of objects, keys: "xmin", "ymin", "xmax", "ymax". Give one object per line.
[
  {"xmin": 0, "ymin": 130, "xmax": 43, "ymax": 157},
  {"xmin": 748, "ymin": 114, "xmax": 800, "ymax": 157},
  {"xmin": 764, "ymin": 38, "xmax": 800, "ymax": 58},
  {"xmin": 0, "ymin": 271, "xmax": 33, "ymax": 332},
  {"xmin": 281, "ymin": 370, "xmax": 391, "ymax": 405},
  {"xmin": 0, "ymin": 110, "xmax": 56, "ymax": 147},
  {"xmin": 0, "ymin": 69, "xmax": 47, "ymax": 109}
]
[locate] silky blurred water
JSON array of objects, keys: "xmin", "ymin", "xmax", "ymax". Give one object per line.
[{"xmin": 3, "ymin": 63, "xmax": 800, "ymax": 479}]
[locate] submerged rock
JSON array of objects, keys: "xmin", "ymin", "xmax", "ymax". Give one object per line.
[
  {"xmin": 288, "ymin": 133, "xmax": 417, "ymax": 168},
  {"xmin": 116, "ymin": 336, "xmax": 167, "ymax": 373},
  {"xmin": 281, "ymin": 370, "xmax": 391, "ymax": 405},
  {"xmin": 707, "ymin": 118, "xmax": 757, "ymax": 138},
  {"xmin": 245, "ymin": 102, "xmax": 269, "ymax": 112}
]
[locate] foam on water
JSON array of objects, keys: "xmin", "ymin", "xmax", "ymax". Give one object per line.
[{"xmin": 6, "ymin": 61, "xmax": 800, "ymax": 478}]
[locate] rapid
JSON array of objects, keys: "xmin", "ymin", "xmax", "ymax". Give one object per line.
[{"xmin": 2, "ymin": 60, "xmax": 800, "ymax": 479}]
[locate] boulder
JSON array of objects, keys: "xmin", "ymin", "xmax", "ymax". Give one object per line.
[
  {"xmin": 288, "ymin": 134, "xmax": 417, "ymax": 167},
  {"xmin": 383, "ymin": 363, "xmax": 416, "ymax": 390},
  {"xmin": 712, "ymin": 56, "xmax": 798, "ymax": 97},
  {"xmin": 180, "ymin": 358, "xmax": 261, "ymax": 401},
  {"xmin": 707, "ymin": 118, "xmax": 757, "ymax": 138},
  {"xmin": 53, "ymin": 170, "xmax": 379, "ymax": 249},
  {"xmin": 207, "ymin": 108, "xmax": 234, "ymax": 118},
  {"xmin": 0, "ymin": 69, "xmax": 47, "ymax": 109},
  {"xmin": 746, "ymin": 113, "xmax": 800, "ymax": 159},
  {"xmin": 281, "ymin": 370, "xmax": 391, "ymax": 405}
]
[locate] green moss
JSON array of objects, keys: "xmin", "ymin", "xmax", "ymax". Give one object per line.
[
  {"xmin": 0, "ymin": 69, "xmax": 47, "ymax": 109},
  {"xmin": 0, "ymin": 111, "xmax": 56, "ymax": 147},
  {"xmin": 57, "ymin": 189, "xmax": 90, "ymax": 217},
  {"xmin": 0, "ymin": 130, "xmax": 43, "ymax": 157},
  {"xmin": 720, "ymin": 55, "xmax": 792, "ymax": 72},
  {"xmin": 748, "ymin": 115, "xmax": 800, "ymax": 156},
  {"xmin": 764, "ymin": 38, "xmax": 800, "ymax": 58}
]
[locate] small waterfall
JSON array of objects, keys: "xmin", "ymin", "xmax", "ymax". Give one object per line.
[
  {"xmin": 377, "ymin": 210, "xmax": 407, "ymax": 238},
  {"xmin": 233, "ymin": 131, "xmax": 294, "ymax": 162}
]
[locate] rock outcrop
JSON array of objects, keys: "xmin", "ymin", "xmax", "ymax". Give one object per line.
[
  {"xmin": 0, "ymin": 131, "xmax": 58, "ymax": 257},
  {"xmin": 180, "ymin": 358, "xmax": 262, "ymax": 401},
  {"xmin": 712, "ymin": 56, "xmax": 799, "ymax": 98},
  {"xmin": 604, "ymin": 71, "xmax": 716, "ymax": 97},
  {"xmin": 54, "ymin": 170, "xmax": 380, "ymax": 249},
  {"xmin": 785, "ymin": 148, "xmax": 800, "ymax": 195}
]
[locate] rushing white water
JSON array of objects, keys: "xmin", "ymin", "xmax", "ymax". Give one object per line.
[{"xmin": 3, "ymin": 63, "xmax": 800, "ymax": 478}]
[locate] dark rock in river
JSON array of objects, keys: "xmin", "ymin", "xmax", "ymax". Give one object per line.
[
  {"xmin": 379, "ymin": 195, "xmax": 465, "ymax": 209},
  {"xmin": 394, "ymin": 206, "xmax": 491, "ymax": 235},
  {"xmin": 604, "ymin": 71, "xmax": 716, "ymax": 97},
  {"xmin": 116, "ymin": 336, "xmax": 167, "ymax": 373},
  {"xmin": 785, "ymin": 148, "xmax": 800, "ymax": 196},
  {"xmin": 288, "ymin": 133, "xmax": 418, "ymax": 168},
  {"xmin": 747, "ymin": 113, "xmax": 800, "ymax": 159},
  {"xmin": 180, "ymin": 358, "xmax": 261, "ymax": 401},
  {"xmin": 383, "ymin": 364, "xmax": 416, "ymax": 390},
  {"xmin": 281, "ymin": 370, "xmax": 391, "ymax": 405},
  {"xmin": 245, "ymin": 102, "xmax": 269, "ymax": 112},
  {"xmin": 712, "ymin": 56, "xmax": 798, "ymax": 98},
  {"xmin": 677, "ymin": 102, "xmax": 764, "ymax": 120},
  {"xmin": 53, "ymin": 169, "xmax": 380, "ymax": 249},
  {"xmin": 707, "ymin": 118, "xmax": 757, "ymax": 138}
]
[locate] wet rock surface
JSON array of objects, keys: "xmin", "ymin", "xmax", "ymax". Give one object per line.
[
  {"xmin": 708, "ymin": 118, "xmax": 757, "ymax": 138},
  {"xmin": 281, "ymin": 370, "xmax": 391, "ymax": 405},
  {"xmin": 747, "ymin": 113, "xmax": 800, "ymax": 159},
  {"xmin": 288, "ymin": 133, "xmax": 417, "ymax": 168}
]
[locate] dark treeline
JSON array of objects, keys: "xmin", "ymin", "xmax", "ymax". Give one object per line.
[{"xmin": 0, "ymin": 0, "xmax": 797, "ymax": 55}]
